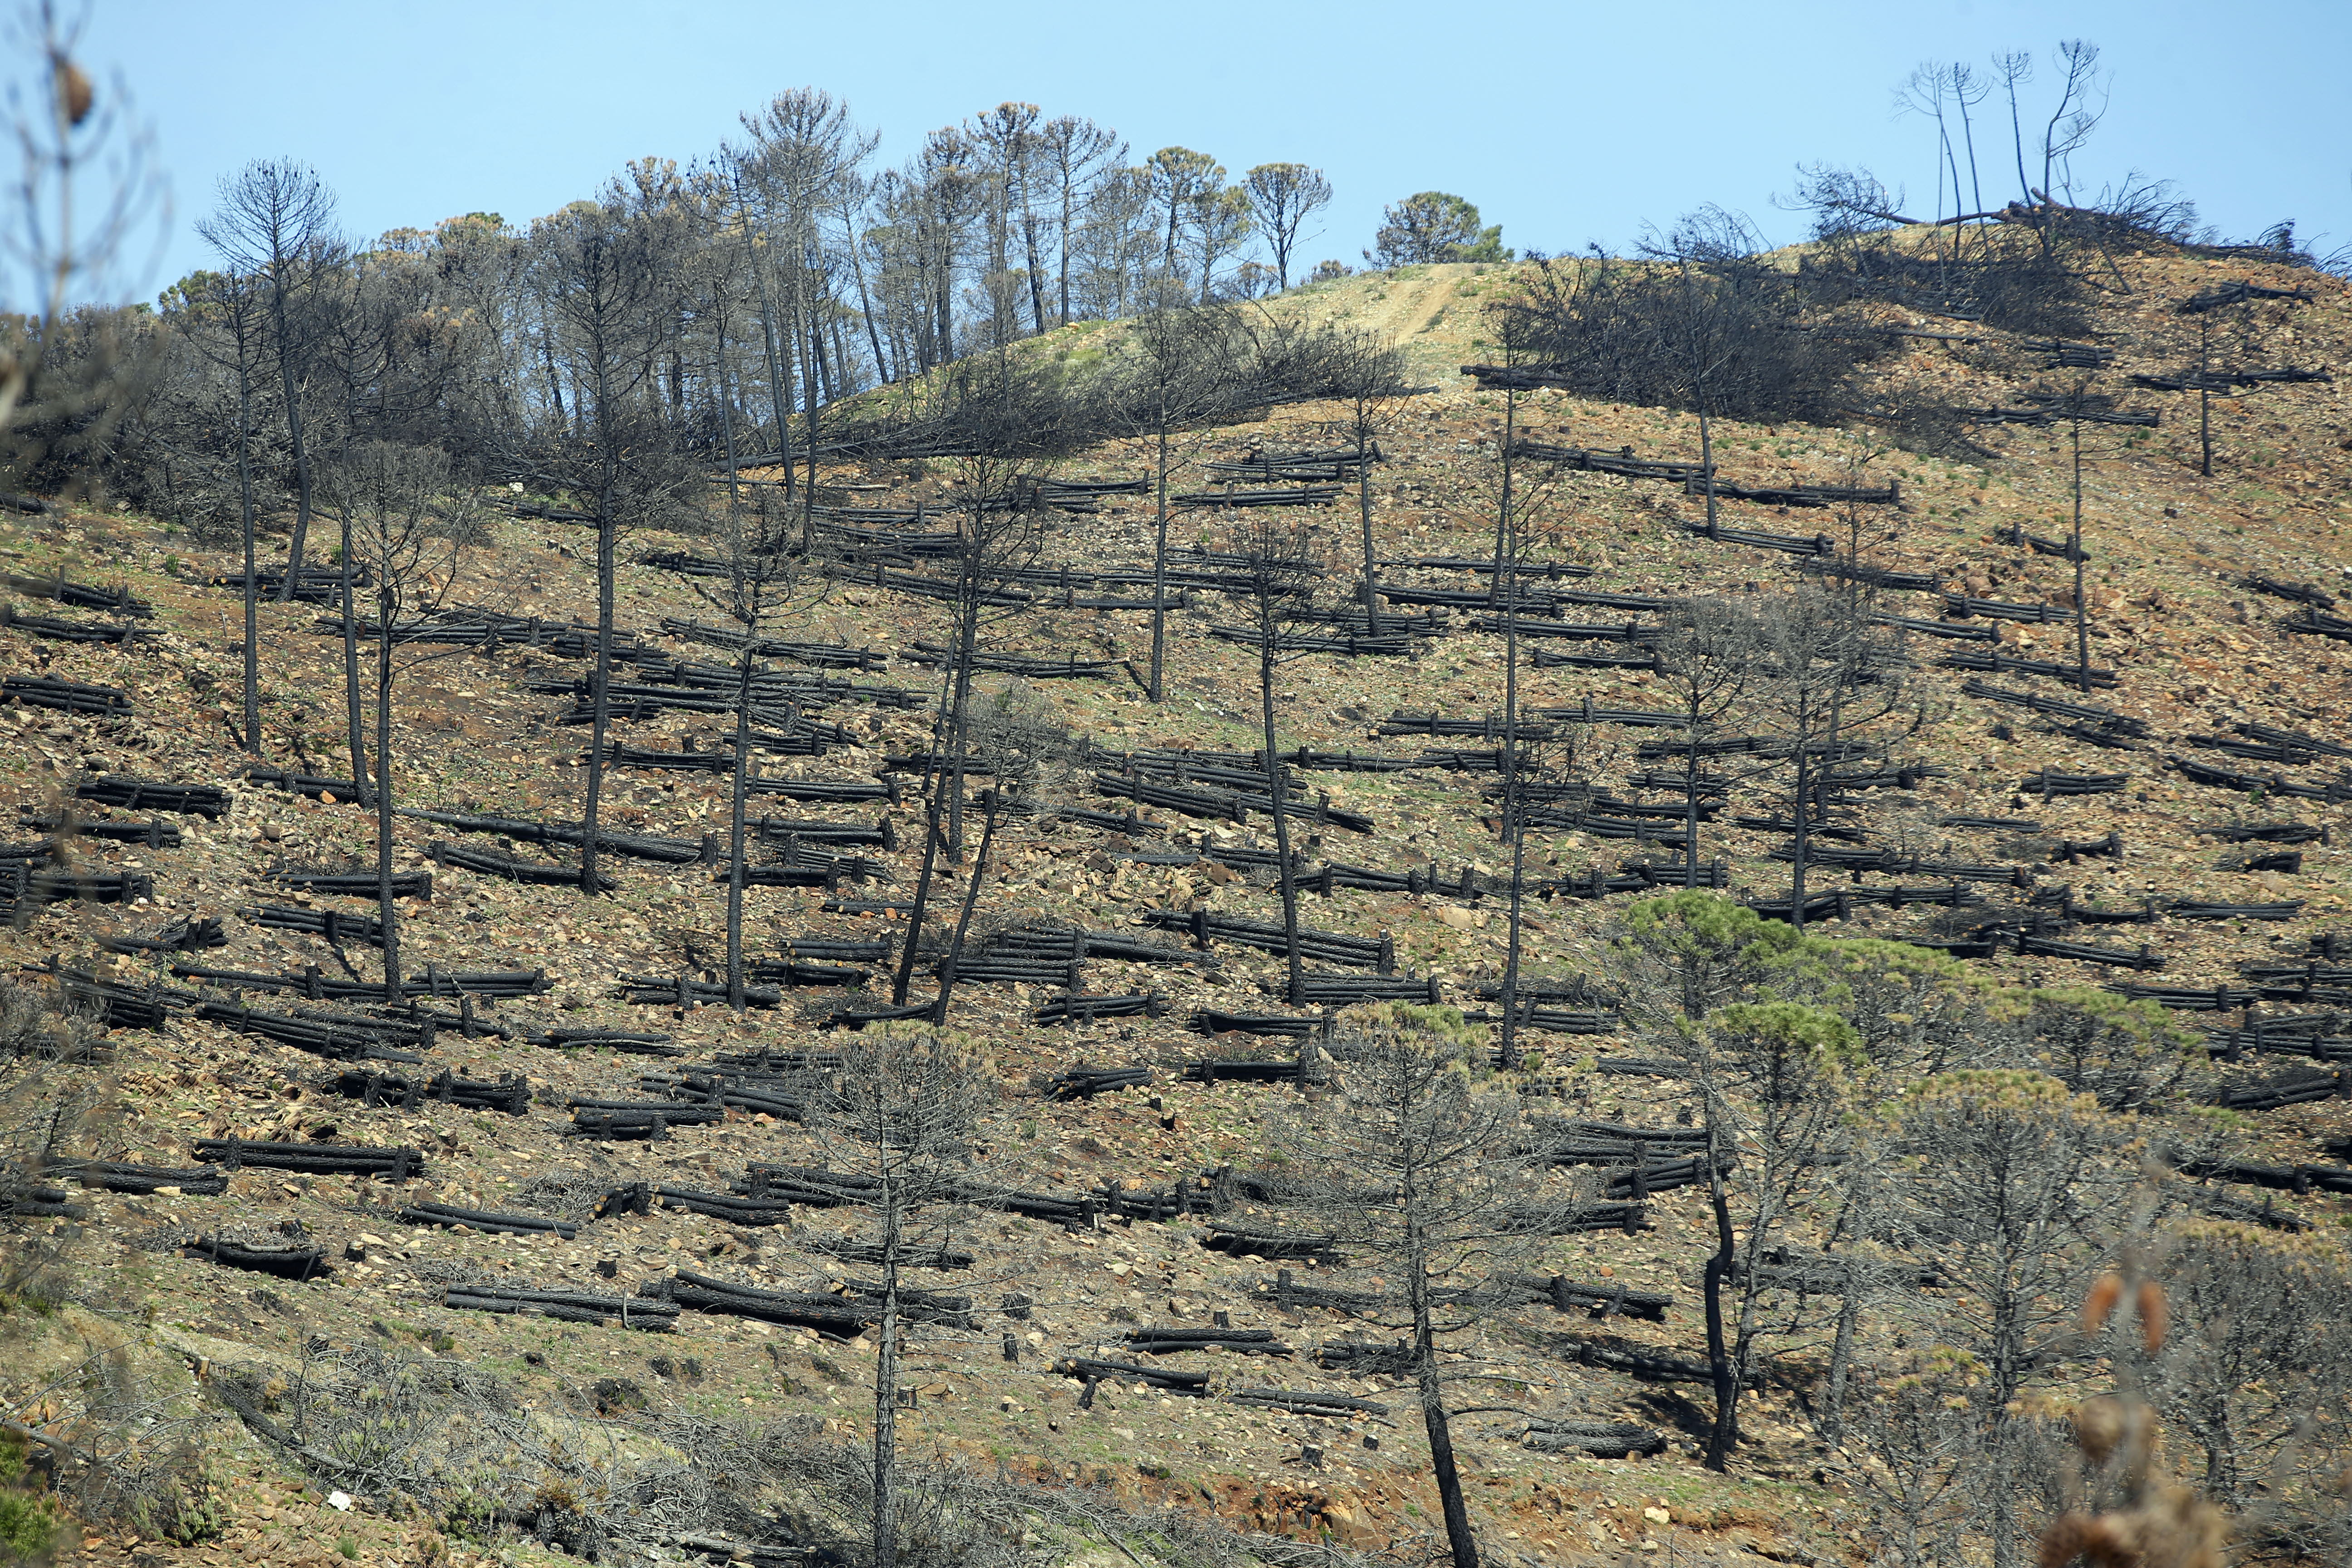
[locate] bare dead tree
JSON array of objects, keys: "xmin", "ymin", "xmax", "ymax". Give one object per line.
[
  {"xmin": 1242, "ymin": 163, "xmax": 1332, "ymax": 291},
  {"xmin": 1269, "ymin": 1003, "xmax": 1591, "ymax": 1568},
  {"xmin": 1102, "ymin": 292, "xmax": 1248, "ymax": 702},
  {"xmin": 887, "ymin": 352, "xmax": 1086, "ymax": 1007},
  {"xmin": 1210, "ymin": 514, "xmax": 1332, "ymax": 1006},
  {"xmin": 530, "ymin": 190, "xmax": 696, "ymax": 894},
  {"xmin": 1325, "ymin": 328, "xmax": 1410, "ymax": 634},
  {"xmin": 1874, "ymin": 1071, "xmax": 2136, "ymax": 1568},
  {"xmin": 196, "ymin": 160, "xmax": 344, "ymax": 597},
  {"xmin": 319, "ymin": 441, "xmax": 479, "ymax": 1003},
  {"xmin": 1651, "ymin": 597, "xmax": 1760, "ymax": 884},
  {"xmin": 1741, "ymin": 588, "xmax": 1909, "ymax": 931},
  {"xmin": 931, "ymin": 682, "xmax": 1081, "ymax": 1025},
  {"xmin": 175, "ymin": 270, "xmax": 270, "ymax": 754},
  {"xmin": 799, "ymin": 1029, "xmax": 998, "ymax": 1568}
]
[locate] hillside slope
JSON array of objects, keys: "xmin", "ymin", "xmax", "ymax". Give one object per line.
[{"xmin": 2, "ymin": 246, "xmax": 2349, "ymax": 1568}]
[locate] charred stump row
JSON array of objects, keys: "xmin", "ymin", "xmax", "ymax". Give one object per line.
[
  {"xmin": 568, "ymin": 1098, "xmax": 729, "ymax": 1140},
  {"xmin": 616, "ymin": 975, "xmax": 784, "ymax": 1009},
  {"xmin": 401, "ymin": 1202, "xmax": 578, "ymax": 1238},
  {"xmin": 270, "ymin": 865, "xmax": 432, "ymax": 900},
  {"xmin": 1142, "ymin": 908, "xmax": 1393, "ymax": 970},
  {"xmin": 193, "ymin": 1138, "xmax": 425, "ymax": 1180},
  {"xmin": 3, "ymin": 675, "xmax": 132, "ymax": 715},
  {"xmin": 334, "ymin": 1068, "xmax": 530, "ymax": 1114},
  {"xmin": 74, "ymin": 775, "xmax": 228, "ymax": 823},
  {"xmin": 1523, "ymin": 1419, "xmax": 1670, "ymax": 1460},
  {"xmin": 537, "ymin": 1028, "xmax": 683, "ymax": 1057},
  {"xmin": 186, "ymin": 1237, "xmax": 331, "ymax": 1278},
  {"xmin": 1033, "ymin": 991, "xmax": 1169, "ymax": 1027},
  {"xmin": 54, "ymin": 1160, "xmax": 228, "ymax": 1196},
  {"xmin": 1054, "ymin": 1358, "xmax": 1211, "ymax": 1396},
  {"xmin": 2, "ymin": 864, "xmax": 155, "ymax": 911},
  {"xmin": 28, "ymin": 959, "xmax": 188, "ymax": 1029},
  {"xmin": 194, "ymin": 999, "xmax": 431, "ymax": 1061},
  {"xmin": 445, "ymin": 1284, "xmax": 676, "ymax": 1330},
  {"xmin": 0, "ymin": 573, "xmax": 152, "ymax": 617}
]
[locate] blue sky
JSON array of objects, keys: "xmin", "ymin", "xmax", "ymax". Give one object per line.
[{"xmin": 59, "ymin": 0, "xmax": 2352, "ymax": 300}]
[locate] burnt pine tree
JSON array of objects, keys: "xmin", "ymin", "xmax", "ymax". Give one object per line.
[
  {"xmin": 319, "ymin": 441, "xmax": 480, "ymax": 1003},
  {"xmin": 888, "ymin": 353, "xmax": 1085, "ymax": 1008},
  {"xmin": 1270, "ymin": 1004, "xmax": 1593, "ymax": 1568},
  {"xmin": 178, "ymin": 269, "xmax": 271, "ymax": 755},
  {"xmin": 690, "ymin": 216, "xmax": 826, "ymax": 1010},
  {"xmin": 1213, "ymin": 514, "xmax": 1332, "ymax": 1007},
  {"xmin": 1474, "ymin": 333, "xmax": 1575, "ymax": 1068},
  {"xmin": 1327, "ymin": 328, "xmax": 1409, "ymax": 634},
  {"xmin": 531, "ymin": 191, "xmax": 691, "ymax": 894},
  {"xmin": 931, "ymin": 684, "xmax": 1079, "ymax": 1025},
  {"xmin": 1744, "ymin": 587, "xmax": 1908, "ymax": 931},
  {"xmin": 799, "ymin": 1029, "xmax": 997, "ymax": 1568},
  {"xmin": 1103, "ymin": 290, "xmax": 1246, "ymax": 704},
  {"xmin": 196, "ymin": 159, "xmax": 345, "ymax": 597},
  {"xmin": 1651, "ymin": 596, "xmax": 1762, "ymax": 884}
]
